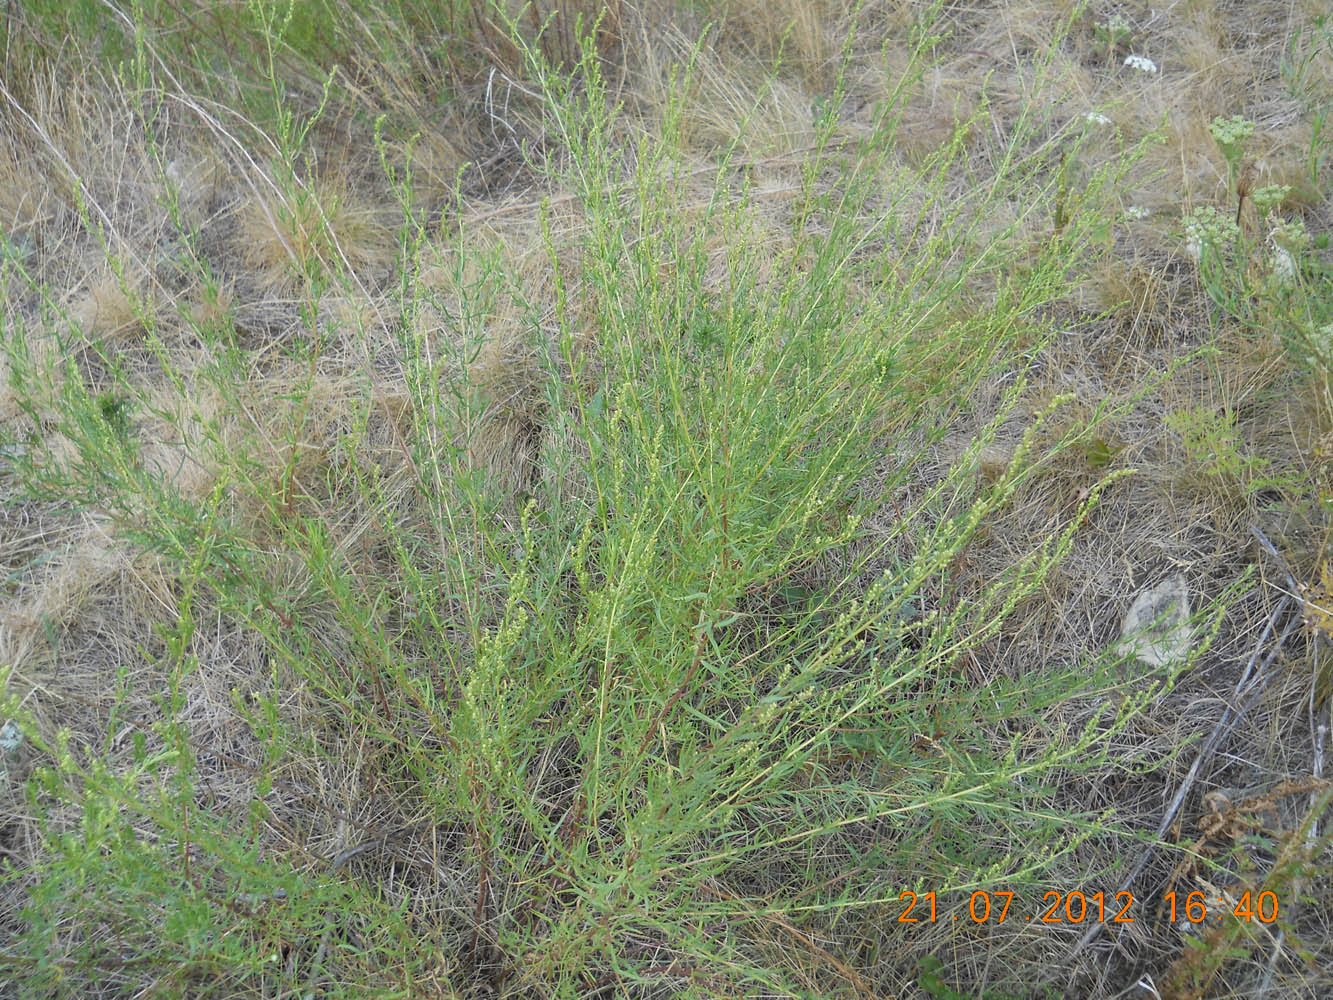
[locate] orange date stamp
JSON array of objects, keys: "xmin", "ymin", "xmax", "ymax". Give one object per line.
[{"xmin": 896, "ymin": 889, "xmax": 1281, "ymax": 925}]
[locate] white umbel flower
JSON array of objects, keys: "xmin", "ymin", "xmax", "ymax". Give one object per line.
[
  {"xmin": 1312, "ymin": 325, "xmax": 1333, "ymax": 368},
  {"xmin": 1182, "ymin": 206, "xmax": 1238, "ymax": 264},
  {"xmin": 1184, "ymin": 232, "xmax": 1203, "ymax": 262},
  {"xmin": 1123, "ymin": 54, "xmax": 1158, "ymax": 73},
  {"xmin": 1271, "ymin": 246, "xmax": 1296, "ymax": 285},
  {"xmin": 1085, "ymin": 111, "xmax": 1113, "ymax": 125}
]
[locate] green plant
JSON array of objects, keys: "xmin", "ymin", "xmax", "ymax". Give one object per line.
[
  {"xmin": 1210, "ymin": 114, "xmax": 1254, "ymax": 179},
  {"xmin": 95, "ymin": 391, "xmax": 133, "ymax": 442},
  {"xmin": 1165, "ymin": 404, "xmax": 1304, "ymax": 505},
  {"xmin": 1179, "ymin": 133, "xmax": 1332, "ymax": 394},
  {"xmin": 918, "ymin": 955, "xmax": 1026, "ymax": 1000},
  {"xmin": 1281, "ymin": 15, "xmax": 1332, "ymax": 183},
  {"xmin": 1093, "ymin": 14, "xmax": 1133, "ymax": 58},
  {"xmin": 1167, "ymin": 406, "xmax": 1262, "ymax": 481},
  {"xmin": 1251, "ymin": 183, "xmax": 1292, "ymax": 220},
  {"xmin": 1209, "ymin": 114, "xmax": 1256, "ymax": 215},
  {"xmin": 1182, "ymin": 204, "xmax": 1241, "ymax": 291}
]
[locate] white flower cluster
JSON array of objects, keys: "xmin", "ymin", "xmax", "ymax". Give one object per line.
[
  {"xmin": 0, "ymin": 720, "xmax": 22, "ymax": 783},
  {"xmin": 1182, "ymin": 206, "xmax": 1239, "ymax": 262},
  {"xmin": 1269, "ymin": 219, "xmax": 1309, "ymax": 251},
  {"xmin": 1251, "ymin": 184, "xmax": 1290, "ymax": 218},
  {"xmin": 1095, "ymin": 15, "xmax": 1133, "ymax": 48},
  {"xmin": 1184, "ymin": 229, "xmax": 1201, "ymax": 262},
  {"xmin": 1123, "ymin": 54, "xmax": 1158, "ymax": 73},
  {"xmin": 1208, "ymin": 115, "xmax": 1254, "ymax": 154},
  {"xmin": 1269, "ymin": 219, "xmax": 1309, "ymax": 286},
  {"xmin": 1304, "ymin": 323, "xmax": 1333, "ymax": 370},
  {"xmin": 1271, "ymin": 245, "xmax": 1297, "ymax": 285}
]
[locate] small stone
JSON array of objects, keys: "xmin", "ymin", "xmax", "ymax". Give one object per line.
[
  {"xmin": 0, "ymin": 720, "xmax": 21, "ymax": 758},
  {"xmin": 0, "ymin": 719, "xmax": 21, "ymax": 784},
  {"xmin": 1112, "ymin": 574, "xmax": 1192, "ymax": 667}
]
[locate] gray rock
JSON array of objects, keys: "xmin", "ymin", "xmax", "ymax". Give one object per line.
[{"xmin": 1112, "ymin": 574, "xmax": 1192, "ymax": 668}]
